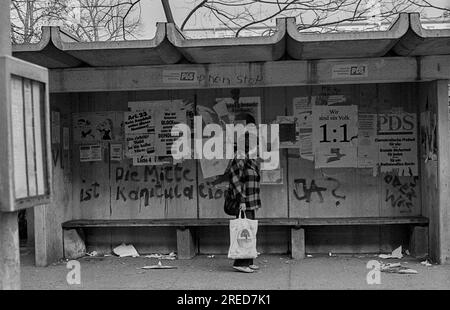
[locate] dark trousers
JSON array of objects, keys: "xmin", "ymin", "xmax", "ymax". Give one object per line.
[{"xmin": 233, "ymin": 209, "xmax": 255, "ymax": 267}]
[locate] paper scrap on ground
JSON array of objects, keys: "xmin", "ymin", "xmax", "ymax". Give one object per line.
[
  {"xmin": 113, "ymin": 243, "xmax": 139, "ymax": 258},
  {"xmin": 381, "ymin": 262, "xmax": 418, "ymax": 274},
  {"xmin": 421, "ymin": 260, "xmax": 432, "ymax": 267},
  {"xmin": 141, "ymin": 261, "xmax": 177, "ymax": 269},
  {"xmin": 145, "ymin": 252, "xmax": 177, "ymax": 260},
  {"xmin": 378, "ymin": 246, "xmax": 403, "ymax": 259}
]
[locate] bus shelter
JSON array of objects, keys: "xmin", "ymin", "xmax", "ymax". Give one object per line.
[{"xmin": 13, "ymin": 12, "xmax": 450, "ymax": 266}]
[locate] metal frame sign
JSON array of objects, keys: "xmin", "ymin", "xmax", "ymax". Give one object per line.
[{"xmin": 0, "ymin": 56, "xmax": 51, "ymax": 211}]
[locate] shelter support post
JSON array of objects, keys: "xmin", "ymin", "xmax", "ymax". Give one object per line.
[
  {"xmin": 0, "ymin": 0, "xmax": 20, "ymax": 290},
  {"xmin": 177, "ymin": 227, "xmax": 196, "ymax": 259},
  {"xmin": 409, "ymin": 226, "xmax": 429, "ymax": 258},
  {"xmin": 0, "ymin": 212, "xmax": 21, "ymax": 290},
  {"xmin": 291, "ymin": 227, "xmax": 305, "ymax": 259},
  {"xmin": 435, "ymin": 80, "xmax": 450, "ymax": 264}
]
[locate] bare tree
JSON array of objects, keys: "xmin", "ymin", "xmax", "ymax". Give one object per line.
[
  {"xmin": 11, "ymin": 0, "xmax": 450, "ymax": 43},
  {"xmin": 11, "ymin": 0, "xmax": 142, "ymax": 43},
  {"xmin": 172, "ymin": 0, "xmax": 450, "ymax": 37}
]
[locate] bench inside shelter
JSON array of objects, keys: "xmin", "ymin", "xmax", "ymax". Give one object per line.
[{"xmin": 62, "ymin": 216, "xmax": 429, "ymax": 259}]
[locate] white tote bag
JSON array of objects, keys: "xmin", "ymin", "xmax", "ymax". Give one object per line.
[{"xmin": 228, "ymin": 210, "xmax": 258, "ymax": 259}]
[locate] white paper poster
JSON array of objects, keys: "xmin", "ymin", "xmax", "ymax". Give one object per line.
[
  {"xmin": 128, "ymin": 100, "xmax": 189, "ymax": 158},
  {"xmin": 293, "ymin": 97, "xmax": 313, "ymax": 161},
  {"xmin": 124, "ymin": 110, "xmax": 155, "ymax": 157},
  {"xmin": 357, "ymin": 113, "xmax": 377, "ymax": 168},
  {"xmin": 216, "ymin": 97, "xmax": 261, "ymax": 124},
  {"xmin": 80, "ymin": 144, "xmax": 102, "ymax": 162},
  {"xmin": 312, "ymin": 105, "xmax": 358, "ymax": 168},
  {"xmin": 154, "ymin": 107, "xmax": 187, "ymax": 156},
  {"xmin": 73, "ymin": 112, "xmax": 123, "ymax": 143},
  {"xmin": 132, "ymin": 155, "xmax": 169, "ymax": 166},
  {"xmin": 376, "ymin": 112, "xmax": 418, "ymax": 176},
  {"xmin": 261, "ymin": 168, "xmax": 283, "ymax": 184},
  {"xmin": 110, "ymin": 143, "xmax": 123, "ymax": 161},
  {"xmin": 200, "ymin": 158, "xmax": 230, "ymax": 179}
]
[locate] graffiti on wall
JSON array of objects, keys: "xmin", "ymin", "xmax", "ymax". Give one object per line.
[
  {"xmin": 384, "ymin": 174, "xmax": 418, "ymax": 213},
  {"xmin": 293, "ymin": 177, "xmax": 346, "ymax": 207}
]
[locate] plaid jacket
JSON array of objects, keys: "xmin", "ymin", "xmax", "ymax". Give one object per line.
[{"xmin": 228, "ymin": 157, "xmax": 261, "ymax": 210}]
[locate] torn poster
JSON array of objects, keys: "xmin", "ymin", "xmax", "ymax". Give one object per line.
[
  {"xmin": 293, "ymin": 97, "xmax": 313, "ymax": 161},
  {"xmin": 200, "ymin": 158, "xmax": 230, "ymax": 179},
  {"xmin": 216, "ymin": 97, "xmax": 261, "ymax": 125},
  {"xmin": 377, "ymin": 112, "xmax": 418, "ymax": 176},
  {"xmin": 73, "ymin": 112, "xmax": 122, "ymax": 143},
  {"xmin": 276, "ymin": 116, "xmax": 299, "ymax": 148},
  {"xmin": 261, "ymin": 168, "xmax": 283, "ymax": 184},
  {"xmin": 312, "ymin": 105, "xmax": 358, "ymax": 168},
  {"xmin": 357, "ymin": 113, "xmax": 377, "ymax": 168}
]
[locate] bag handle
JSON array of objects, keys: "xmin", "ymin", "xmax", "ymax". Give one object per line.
[{"xmin": 239, "ymin": 209, "xmax": 247, "ymax": 219}]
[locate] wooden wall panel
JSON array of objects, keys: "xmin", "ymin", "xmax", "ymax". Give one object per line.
[
  {"xmin": 70, "ymin": 83, "xmax": 423, "ymax": 221},
  {"xmin": 110, "ymin": 159, "xmax": 197, "ymax": 219},
  {"xmin": 287, "ymin": 83, "xmax": 422, "ymax": 218}
]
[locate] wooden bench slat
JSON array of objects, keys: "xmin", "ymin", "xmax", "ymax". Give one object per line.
[{"xmin": 62, "ymin": 216, "xmax": 428, "ymax": 229}]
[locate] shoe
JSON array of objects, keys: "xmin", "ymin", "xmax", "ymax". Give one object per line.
[
  {"xmin": 233, "ymin": 266, "xmax": 254, "ymax": 273},
  {"xmin": 249, "ymin": 264, "xmax": 259, "ymax": 270}
]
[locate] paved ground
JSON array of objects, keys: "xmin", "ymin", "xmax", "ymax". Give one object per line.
[{"xmin": 20, "ymin": 248, "xmax": 450, "ymax": 290}]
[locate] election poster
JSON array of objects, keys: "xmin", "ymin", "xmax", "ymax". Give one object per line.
[
  {"xmin": 293, "ymin": 97, "xmax": 313, "ymax": 161},
  {"xmin": 73, "ymin": 112, "xmax": 123, "ymax": 143},
  {"xmin": 127, "ymin": 100, "xmax": 190, "ymax": 158},
  {"xmin": 216, "ymin": 97, "xmax": 261, "ymax": 125},
  {"xmin": 376, "ymin": 112, "xmax": 418, "ymax": 176},
  {"xmin": 312, "ymin": 105, "xmax": 358, "ymax": 168},
  {"xmin": 357, "ymin": 113, "xmax": 378, "ymax": 168},
  {"xmin": 124, "ymin": 110, "xmax": 155, "ymax": 157},
  {"xmin": 80, "ymin": 144, "xmax": 102, "ymax": 162}
]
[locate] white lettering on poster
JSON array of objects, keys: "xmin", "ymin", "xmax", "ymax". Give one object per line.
[
  {"xmin": 162, "ymin": 70, "xmax": 198, "ymax": 83},
  {"xmin": 293, "ymin": 97, "xmax": 313, "ymax": 161},
  {"xmin": 332, "ymin": 64, "xmax": 368, "ymax": 79}
]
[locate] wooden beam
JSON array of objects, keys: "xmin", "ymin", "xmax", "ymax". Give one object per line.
[{"xmin": 48, "ymin": 55, "xmax": 450, "ymax": 93}]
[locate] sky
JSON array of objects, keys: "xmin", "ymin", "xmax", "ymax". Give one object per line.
[{"xmin": 135, "ymin": 0, "xmax": 450, "ymax": 39}]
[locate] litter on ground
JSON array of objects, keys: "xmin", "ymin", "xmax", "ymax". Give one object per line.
[
  {"xmin": 141, "ymin": 261, "xmax": 177, "ymax": 270},
  {"xmin": 381, "ymin": 262, "xmax": 418, "ymax": 274},
  {"xmin": 378, "ymin": 246, "xmax": 403, "ymax": 259},
  {"xmin": 113, "ymin": 243, "xmax": 139, "ymax": 258},
  {"xmin": 145, "ymin": 252, "xmax": 177, "ymax": 260},
  {"xmin": 421, "ymin": 260, "xmax": 432, "ymax": 267}
]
